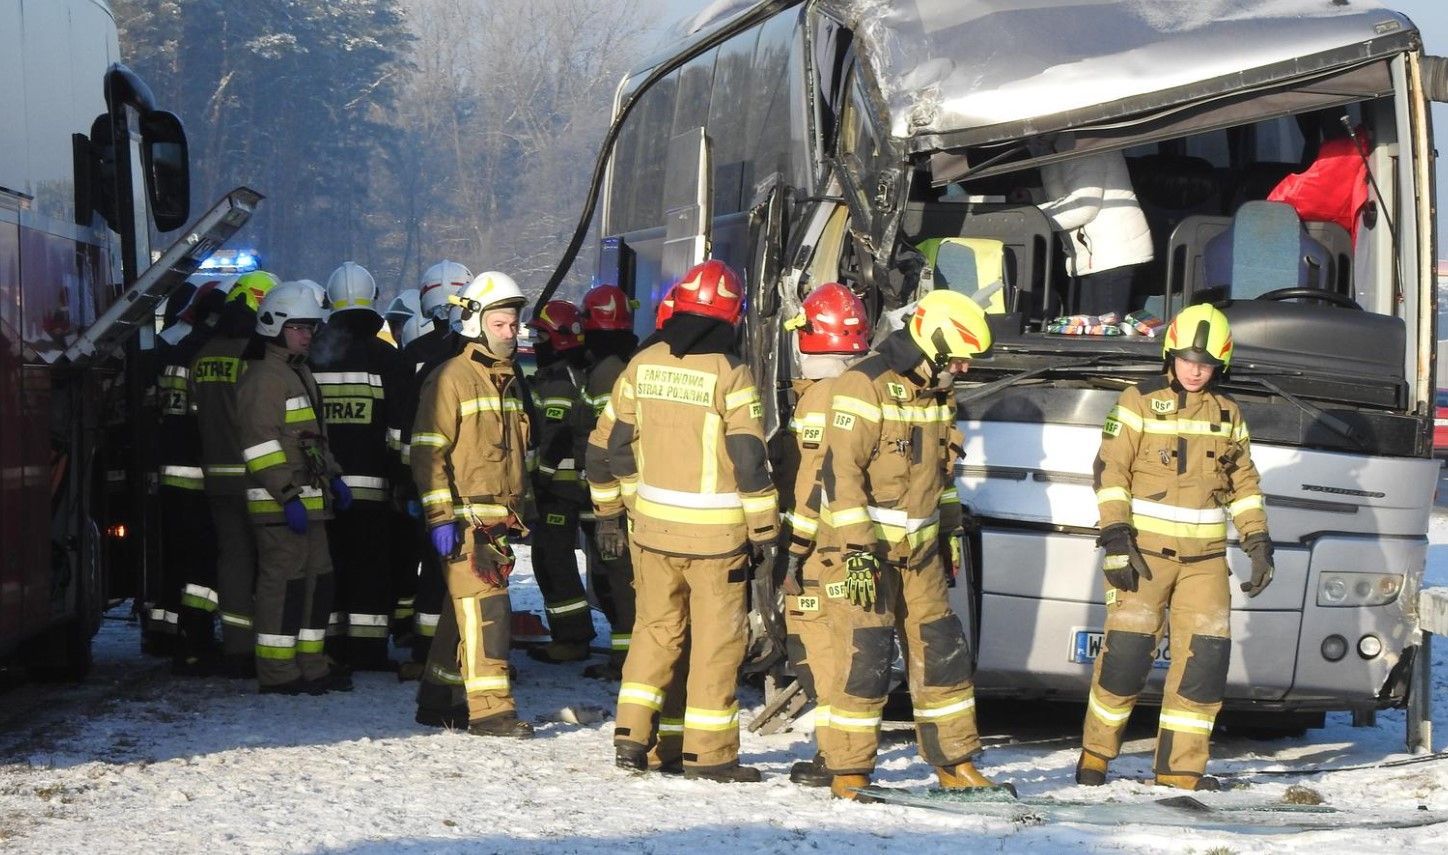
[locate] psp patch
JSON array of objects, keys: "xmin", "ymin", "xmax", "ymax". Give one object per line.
[
  {"xmin": 794, "ymin": 595, "xmax": 821, "ymax": 612},
  {"xmin": 1150, "ymin": 398, "xmax": 1176, "ymax": 414},
  {"xmin": 750, "ymin": 401, "xmax": 763, "ymax": 419},
  {"xmin": 887, "ymin": 382, "xmax": 908, "ymax": 400},
  {"xmin": 1102, "ymin": 418, "xmax": 1122, "ymax": 438},
  {"xmin": 545, "ymin": 406, "xmax": 566, "ymax": 420},
  {"xmin": 833, "ymin": 412, "xmax": 856, "ymax": 431}
]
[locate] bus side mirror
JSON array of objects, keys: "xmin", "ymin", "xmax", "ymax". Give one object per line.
[
  {"xmin": 1425, "ymin": 56, "xmax": 1448, "ymax": 103},
  {"xmin": 141, "ymin": 110, "xmax": 190, "ymax": 232}
]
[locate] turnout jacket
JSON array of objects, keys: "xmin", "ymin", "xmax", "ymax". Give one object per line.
[
  {"xmin": 391, "ymin": 328, "xmax": 462, "ymax": 490},
  {"xmin": 574, "ymin": 353, "xmax": 627, "ymax": 484},
  {"xmin": 592, "ymin": 340, "xmax": 778, "ymax": 557},
  {"xmin": 156, "ymin": 330, "xmax": 212, "ymax": 493},
  {"xmin": 235, "ymin": 343, "xmax": 343, "ymax": 524},
  {"xmin": 190, "ymin": 334, "xmax": 252, "ymax": 497},
  {"xmin": 1094, "ymin": 375, "xmax": 1267, "ymax": 561},
  {"xmin": 816, "ymin": 333, "xmax": 962, "ymax": 563},
  {"xmin": 311, "ymin": 319, "xmax": 403, "ymax": 504},
  {"xmin": 411, "ymin": 341, "xmax": 530, "ymax": 530},
  {"xmin": 532, "ymin": 359, "xmax": 586, "ymax": 503}
]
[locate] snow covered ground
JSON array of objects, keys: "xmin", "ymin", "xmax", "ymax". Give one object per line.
[{"xmin": 1, "ymin": 523, "xmax": 1447, "ymax": 854}]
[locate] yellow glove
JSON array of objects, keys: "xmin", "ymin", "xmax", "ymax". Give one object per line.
[{"xmin": 843, "ymin": 551, "xmax": 880, "ymax": 610}]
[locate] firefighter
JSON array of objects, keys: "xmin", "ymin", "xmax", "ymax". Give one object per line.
[
  {"xmin": 815, "ymin": 289, "xmax": 1001, "ymax": 800},
  {"xmin": 190, "ymin": 270, "xmax": 280, "ymax": 676},
  {"xmin": 396, "ymin": 261, "xmax": 471, "ymax": 687},
  {"xmin": 770, "ymin": 282, "xmax": 871, "ymax": 787},
  {"xmin": 592, "ymin": 260, "xmax": 779, "ymax": 783},
  {"xmin": 235, "ymin": 281, "xmax": 351, "ymax": 694},
  {"xmin": 411, "ymin": 271, "xmax": 534, "ymax": 738},
  {"xmin": 572, "ymin": 284, "xmax": 641, "ymax": 678},
  {"xmin": 1078, "ymin": 303, "xmax": 1272, "ymax": 791},
  {"xmin": 525, "ymin": 300, "xmax": 597, "ymax": 664},
  {"xmin": 312, "ymin": 262, "xmax": 405, "ymax": 671},
  {"xmin": 162, "ymin": 277, "xmax": 233, "ymax": 674}
]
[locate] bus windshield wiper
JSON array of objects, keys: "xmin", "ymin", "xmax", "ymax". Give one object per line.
[
  {"xmin": 957, "ymin": 353, "xmax": 1146, "ymax": 405},
  {"xmin": 1226, "ymin": 374, "xmax": 1369, "ymax": 451}
]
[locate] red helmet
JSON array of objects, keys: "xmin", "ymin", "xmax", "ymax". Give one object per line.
[
  {"xmin": 798, "ymin": 282, "xmax": 869, "ymax": 354},
  {"xmin": 528, "ymin": 300, "xmax": 585, "ymax": 351},
  {"xmin": 582, "ymin": 284, "xmax": 633, "ymax": 331},
  {"xmin": 655, "ymin": 286, "xmax": 678, "ymax": 328},
  {"xmin": 672, "ymin": 260, "xmax": 744, "ymax": 324}
]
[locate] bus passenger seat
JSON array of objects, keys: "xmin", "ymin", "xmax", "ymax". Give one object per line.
[
  {"xmin": 920, "ymin": 237, "xmax": 1010, "ymax": 315},
  {"xmin": 1202, "ymin": 201, "xmax": 1331, "ymax": 300}
]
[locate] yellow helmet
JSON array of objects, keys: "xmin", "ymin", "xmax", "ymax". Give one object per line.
[
  {"xmin": 227, "ymin": 270, "xmax": 280, "ymax": 312},
  {"xmin": 1162, "ymin": 303, "xmax": 1233, "ymax": 368},
  {"xmin": 907, "ymin": 289, "xmax": 992, "ymax": 366}
]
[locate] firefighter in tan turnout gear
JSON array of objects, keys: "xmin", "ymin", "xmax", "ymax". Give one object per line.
[
  {"xmin": 190, "ymin": 270, "xmax": 280, "ymax": 676},
  {"xmin": 816, "ymin": 289, "xmax": 1004, "ymax": 800},
  {"xmin": 595, "ymin": 260, "xmax": 778, "ymax": 783},
  {"xmin": 411, "ymin": 271, "xmax": 535, "ymax": 738},
  {"xmin": 236, "ymin": 281, "xmax": 351, "ymax": 694},
  {"xmin": 1079, "ymin": 303, "xmax": 1272, "ymax": 791},
  {"xmin": 772, "ymin": 282, "xmax": 870, "ymax": 788}
]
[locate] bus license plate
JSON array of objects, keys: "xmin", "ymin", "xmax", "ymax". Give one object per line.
[{"xmin": 1071, "ymin": 628, "xmax": 1170, "ymax": 668}]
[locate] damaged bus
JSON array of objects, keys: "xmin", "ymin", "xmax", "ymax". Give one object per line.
[{"xmin": 540, "ymin": 0, "xmax": 1446, "ymax": 744}]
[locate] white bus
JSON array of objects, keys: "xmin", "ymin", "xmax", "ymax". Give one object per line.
[{"xmin": 542, "ymin": 0, "xmax": 1446, "ymax": 743}]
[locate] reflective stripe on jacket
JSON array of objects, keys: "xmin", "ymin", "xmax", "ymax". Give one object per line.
[
  {"xmin": 311, "ymin": 324, "xmax": 403, "ymax": 503},
  {"xmin": 1094, "ymin": 375, "xmax": 1267, "ymax": 560},
  {"xmin": 774, "ymin": 377, "xmax": 837, "ymax": 557},
  {"xmin": 411, "ymin": 341, "xmax": 529, "ymax": 528},
  {"xmin": 532, "ymin": 360, "xmax": 586, "ymax": 503},
  {"xmin": 235, "ymin": 344, "xmax": 342, "ymax": 523}
]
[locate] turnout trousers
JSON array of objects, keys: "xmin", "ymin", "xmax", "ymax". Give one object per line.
[
  {"xmin": 209, "ymin": 494, "xmax": 257, "ymax": 657},
  {"xmin": 615, "ymin": 549, "xmax": 747, "ymax": 771},
  {"xmin": 532, "ymin": 497, "xmax": 596, "ymax": 644},
  {"xmin": 815, "ymin": 546, "xmax": 981, "ymax": 776},
  {"xmin": 411, "ymin": 518, "xmax": 447, "ymax": 663},
  {"xmin": 1082, "ymin": 552, "xmax": 1231, "ymax": 782},
  {"xmin": 326, "ymin": 501, "xmax": 395, "ymax": 667},
  {"xmin": 389, "ymin": 507, "xmax": 419, "ymax": 643},
  {"xmin": 580, "ymin": 518, "xmax": 637, "ymax": 658},
  {"xmin": 417, "ymin": 544, "xmax": 515, "ymax": 723},
  {"xmin": 163, "ymin": 485, "xmax": 218, "ymax": 657},
  {"xmin": 784, "ymin": 554, "xmax": 836, "ymax": 731},
  {"xmin": 252, "ymin": 525, "xmax": 334, "ymax": 687}
]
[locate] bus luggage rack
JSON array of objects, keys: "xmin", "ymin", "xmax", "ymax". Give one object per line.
[{"xmin": 64, "ymin": 186, "xmax": 263, "ymax": 365}]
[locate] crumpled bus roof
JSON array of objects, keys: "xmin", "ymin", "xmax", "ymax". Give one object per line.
[{"xmin": 820, "ymin": 0, "xmax": 1418, "ymax": 150}]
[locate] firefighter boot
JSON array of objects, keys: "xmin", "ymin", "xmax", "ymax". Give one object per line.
[
  {"xmin": 615, "ymin": 742, "xmax": 648, "ymax": 772},
  {"xmin": 415, "ymin": 706, "xmax": 469, "ymax": 730},
  {"xmin": 830, "ymin": 774, "xmax": 872, "ymax": 801},
  {"xmin": 468, "ymin": 713, "xmax": 535, "ymax": 739},
  {"xmin": 937, "ymin": 761, "xmax": 1015, "ymax": 796},
  {"xmin": 1076, "ymin": 750, "xmax": 1109, "ymax": 786},
  {"xmin": 682, "ymin": 762, "xmax": 763, "ymax": 784},
  {"xmin": 1156, "ymin": 773, "xmax": 1221, "ymax": 791},
  {"xmin": 789, "ymin": 753, "xmax": 831, "ymax": 788},
  {"xmin": 526, "ymin": 640, "xmax": 592, "ymax": 664}
]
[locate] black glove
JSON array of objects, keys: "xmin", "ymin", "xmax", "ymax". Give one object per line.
[
  {"xmin": 1240, "ymin": 532, "xmax": 1275, "ymax": 597},
  {"xmin": 843, "ymin": 550, "xmax": 881, "ymax": 610},
  {"xmin": 595, "ymin": 515, "xmax": 628, "ymax": 561},
  {"xmin": 1098, "ymin": 523, "xmax": 1152, "ymax": 593}
]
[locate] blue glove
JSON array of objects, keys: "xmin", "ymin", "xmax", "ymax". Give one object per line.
[
  {"xmin": 331, "ymin": 476, "xmax": 353, "ymax": 512},
  {"xmin": 406, "ymin": 499, "xmax": 422, "ymax": 520},
  {"xmin": 283, "ymin": 498, "xmax": 308, "ymax": 535},
  {"xmin": 430, "ymin": 522, "xmax": 459, "ymax": 558}
]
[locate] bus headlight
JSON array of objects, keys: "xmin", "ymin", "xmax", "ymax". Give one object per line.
[{"xmin": 1315, "ymin": 572, "xmax": 1403, "ymax": 607}]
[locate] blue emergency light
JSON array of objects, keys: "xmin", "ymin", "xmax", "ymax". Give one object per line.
[{"xmin": 199, "ymin": 249, "xmax": 260, "ymax": 273}]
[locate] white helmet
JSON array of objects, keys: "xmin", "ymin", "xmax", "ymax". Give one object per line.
[
  {"xmin": 420, "ymin": 260, "xmax": 473, "ymax": 321},
  {"xmin": 385, "ymin": 289, "xmax": 421, "ymax": 324},
  {"xmin": 256, "ymin": 280, "xmax": 327, "ymax": 337},
  {"xmin": 399, "ymin": 312, "xmax": 431, "ymax": 349},
  {"xmin": 450, "ymin": 271, "xmax": 526, "ymax": 339},
  {"xmin": 326, "ymin": 262, "xmax": 379, "ymax": 315}
]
